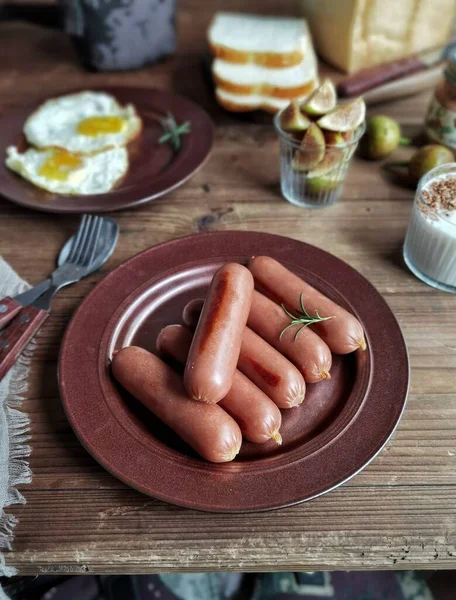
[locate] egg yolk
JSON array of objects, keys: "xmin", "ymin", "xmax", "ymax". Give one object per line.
[
  {"xmin": 76, "ymin": 116, "xmax": 125, "ymax": 136},
  {"xmin": 38, "ymin": 149, "xmax": 83, "ymax": 181}
]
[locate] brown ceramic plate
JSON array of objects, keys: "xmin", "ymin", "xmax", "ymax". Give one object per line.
[
  {"xmin": 0, "ymin": 87, "xmax": 213, "ymax": 213},
  {"xmin": 59, "ymin": 231, "xmax": 409, "ymax": 512}
]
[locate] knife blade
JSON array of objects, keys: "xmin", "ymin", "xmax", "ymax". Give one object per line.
[
  {"xmin": 363, "ymin": 63, "xmax": 444, "ymax": 105},
  {"xmin": 13, "ymin": 279, "xmax": 52, "ymax": 307},
  {"xmin": 0, "ymin": 262, "xmax": 79, "ymax": 331}
]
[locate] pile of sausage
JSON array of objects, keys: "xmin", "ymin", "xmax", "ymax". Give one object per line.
[{"xmin": 112, "ymin": 256, "xmax": 366, "ymax": 463}]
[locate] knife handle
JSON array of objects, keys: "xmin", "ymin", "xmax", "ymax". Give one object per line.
[
  {"xmin": 0, "ymin": 297, "xmax": 22, "ymax": 329},
  {"xmin": 0, "ymin": 306, "xmax": 48, "ymax": 381},
  {"xmin": 337, "ymin": 56, "xmax": 423, "ymax": 97}
]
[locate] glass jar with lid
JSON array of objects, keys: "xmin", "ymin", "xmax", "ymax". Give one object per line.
[{"xmin": 425, "ymin": 47, "xmax": 456, "ymax": 150}]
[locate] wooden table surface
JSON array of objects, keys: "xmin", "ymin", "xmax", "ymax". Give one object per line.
[{"xmin": 1, "ymin": 0, "xmax": 456, "ymax": 576}]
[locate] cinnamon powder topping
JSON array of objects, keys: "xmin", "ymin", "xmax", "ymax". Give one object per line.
[{"xmin": 422, "ymin": 177, "xmax": 456, "ymax": 213}]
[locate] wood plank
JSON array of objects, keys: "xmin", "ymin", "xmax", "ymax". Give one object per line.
[{"xmin": 7, "ymin": 487, "xmax": 456, "ymax": 574}]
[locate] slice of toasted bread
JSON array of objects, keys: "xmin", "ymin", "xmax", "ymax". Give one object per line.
[
  {"xmin": 214, "ymin": 74, "xmax": 317, "ymax": 100},
  {"xmin": 215, "ymin": 87, "xmax": 316, "ymax": 114},
  {"xmin": 208, "ymin": 13, "xmax": 311, "ymax": 68},
  {"xmin": 212, "ymin": 50, "xmax": 317, "ymax": 100}
]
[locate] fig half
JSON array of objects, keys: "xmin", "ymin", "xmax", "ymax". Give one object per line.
[
  {"xmin": 302, "ymin": 79, "xmax": 337, "ymax": 117},
  {"xmin": 317, "ymin": 97, "xmax": 366, "ymax": 132},
  {"xmin": 280, "ymin": 101, "xmax": 311, "ymax": 133},
  {"xmin": 291, "ymin": 123, "xmax": 326, "ymax": 172},
  {"xmin": 307, "ymin": 146, "xmax": 345, "ymax": 178}
]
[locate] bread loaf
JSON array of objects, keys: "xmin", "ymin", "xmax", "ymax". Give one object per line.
[{"xmin": 301, "ymin": 0, "xmax": 456, "ymax": 73}]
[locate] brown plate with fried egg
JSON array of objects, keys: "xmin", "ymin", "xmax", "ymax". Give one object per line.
[{"xmin": 0, "ymin": 87, "xmax": 214, "ymax": 213}]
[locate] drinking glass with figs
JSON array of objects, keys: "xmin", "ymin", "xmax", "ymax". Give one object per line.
[
  {"xmin": 112, "ymin": 257, "xmax": 366, "ymax": 463},
  {"xmin": 275, "ymin": 79, "xmax": 366, "ymax": 208}
]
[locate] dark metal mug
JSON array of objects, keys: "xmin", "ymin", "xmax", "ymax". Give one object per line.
[{"xmin": 59, "ymin": 0, "xmax": 176, "ymax": 71}]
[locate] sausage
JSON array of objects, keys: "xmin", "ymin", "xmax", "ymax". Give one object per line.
[
  {"xmin": 184, "ymin": 263, "xmax": 254, "ymax": 403},
  {"xmin": 248, "ymin": 256, "xmax": 366, "ymax": 354},
  {"xmin": 182, "ymin": 299, "xmax": 306, "ymax": 408},
  {"xmin": 182, "ymin": 298, "xmax": 204, "ymax": 329},
  {"xmin": 112, "ymin": 346, "xmax": 242, "ymax": 463},
  {"xmin": 157, "ymin": 325, "xmax": 283, "ymax": 444},
  {"xmin": 248, "ymin": 291, "xmax": 332, "ymax": 383},
  {"xmin": 239, "ymin": 328, "xmax": 306, "ymax": 408}
]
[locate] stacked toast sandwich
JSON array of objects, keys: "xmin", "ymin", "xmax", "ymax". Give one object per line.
[{"xmin": 209, "ymin": 12, "xmax": 319, "ymax": 113}]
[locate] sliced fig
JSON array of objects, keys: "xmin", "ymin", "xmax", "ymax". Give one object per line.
[
  {"xmin": 307, "ymin": 146, "xmax": 345, "ymax": 178},
  {"xmin": 324, "ymin": 130, "xmax": 357, "ymax": 150},
  {"xmin": 317, "ymin": 97, "xmax": 366, "ymax": 132},
  {"xmin": 302, "ymin": 79, "xmax": 337, "ymax": 116},
  {"xmin": 323, "ymin": 131, "xmax": 345, "ymax": 145},
  {"xmin": 342, "ymin": 130, "xmax": 354, "ymax": 142},
  {"xmin": 291, "ymin": 123, "xmax": 325, "ymax": 172},
  {"xmin": 279, "ymin": 101, "xmax": 311, "ymax": 133},
  {"xmin": 307, "ymin": 174, "xmax": 343, "ymax": 194}
]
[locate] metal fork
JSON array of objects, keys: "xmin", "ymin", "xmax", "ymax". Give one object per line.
[
  {"xmin": 67, "ymin": 214, "xmax": 103, "ymax": 267},
  {"xmin": 0, "ymin": 215, "xmax": 108, "ymax": 381},
  {"xmin": 33, "ymin": 214, "xmax": 104, "ymax": 312}
]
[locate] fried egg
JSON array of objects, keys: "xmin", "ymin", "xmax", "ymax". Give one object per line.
[
  {"xmin": 23, "ymin": 91, "xmax": 142, "ymax": 154},
  {"xmin": 5, "ymin": 146, "xmax": 128, "ymax": 195}
]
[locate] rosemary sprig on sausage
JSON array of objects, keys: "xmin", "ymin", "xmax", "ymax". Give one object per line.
[{"xmin": 280, "ymin": 293, "xmax": 334, "ymax": 341}]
